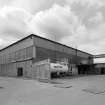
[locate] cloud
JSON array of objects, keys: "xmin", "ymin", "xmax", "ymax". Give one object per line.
[
  {"xmin": 30, "ymin": 4, "xmax": 80, "ymax": 40},
  {"xmin": 0, "ymin": 6, "xmax": 34, "ymax": 48},
  {"xmin": 10, "ymin": 0, "xmax": 66, "ymax": 14},
  {"xmin": 0, "ymin": 0, "xmax": 67, "ymax": 46},
  {"xmin": 0, "ymin": 6, "xmax": 32, "ymax": 43},
  {"xmin": 29, "ymin": 3, "xmax": 105, "ymax": 55},
  {"xmin": 0, "ymin": 0, "xmax": 14, "ymax": 8},
  {"xmin": 29, "ymin": 0, "xmax": 105, "ymax": 55},
  {"xmin": 67, "ymin": 0, "xmax": 104, "ymax": 7},
  {"xmin": 66, "ymin": 0, "xmax": 105, "ymax": 55},
  {"xmin": 0, "ymin": 0, "xmax": 105, "ymax": 57},
  {"xmin": 0, "ymin": 38, "xmax": 4, "ymax": 45}
]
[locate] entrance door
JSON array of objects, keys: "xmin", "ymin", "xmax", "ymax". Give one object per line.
[
  {"xmin": 17, "ymin": 67, "xmax": 23, "ymax": 77},
  {"xmin": 101, "ymin": 68, "xmax": 105, "ymax": 75}
]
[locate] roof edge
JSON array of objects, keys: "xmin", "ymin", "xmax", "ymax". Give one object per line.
[{"xmin": 0, "ymin": 34, "xmax": 93, "ymax": 56}]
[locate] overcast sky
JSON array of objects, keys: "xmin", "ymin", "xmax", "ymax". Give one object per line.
[{"xmin": 0, "ymin": 0, "xmax": 105, "ymax": 59}]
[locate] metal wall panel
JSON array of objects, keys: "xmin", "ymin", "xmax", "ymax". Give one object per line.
[
  {"xmin": 33, "ymin": 37, "xmax": 76, "ymax": 55},
  {"xmin": 0, "ymin": 63, "xmax": 17, "ymax": 76},
  {"xmin": 0, "ymin": 37, "xmax": 33, "ymax": 55},
  {"xmin": 0, "ymin": 60, "xmax": 34, "ymax": 77},
  {"xmin": 36, "ymin": 47, "xmax": 90, "ymax": 64},
  {"xmin": 0, "ymin": 46, "xmax": 34, "ymax": 64},
  {"xmin": 77, "ymin": 51, "xmax": 90, "ymax": 58},
  {"xmin": 33, "ymin": 36, "xmax": 92, "ymax": 59},
  {"xmin": 0, "ymin": 36, "xmax": 34, "ymax": 65}
]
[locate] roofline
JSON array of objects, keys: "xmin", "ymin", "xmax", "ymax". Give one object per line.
[
  {"xmin": 0, "ymin": 34, "xmax": 33, "ymax": 52},
  {"xmin": 32, "ymin": 34, "xmax": 93, "ymax": 56},
  {"xmin": 0, "ymin": 34, "xmax": 93, "ymax": 56}
]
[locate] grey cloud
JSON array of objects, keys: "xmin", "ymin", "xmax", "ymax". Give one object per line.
[
  {"xmin": 30, "ymin": 4, "xmax": 80, "ymax": 41},
  {"xmin": 10, "ymin": 0, "xmax": 66, "ymax": 14},
  {"xmin": 0, "ymin": 0, "xmax": 105, "ymax": 54},
  {"xmin": 0, "ymin": 0, "xmax": 14, "ymax": 8},
  {"xmin": 0, "ymin": 7, "xmax": 32, "ymax": 47},
  {"xmin": 70, "ymin": 1, "xmax": 105, "ymax": 29}
]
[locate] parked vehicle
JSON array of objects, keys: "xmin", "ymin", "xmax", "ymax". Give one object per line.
[{"xmin": 50, "ymin": 62, "xmax": 68, "ymax": 78}]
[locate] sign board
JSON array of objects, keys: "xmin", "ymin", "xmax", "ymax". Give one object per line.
[{"xmin": 50, "ymin": 63, "xmax": 68, "ymax": 72}]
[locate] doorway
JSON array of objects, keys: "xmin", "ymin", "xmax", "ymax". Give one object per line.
[
  {"xmin": 17, "ymin": 67, "xmax": 23, "ymax": 77},
  {"xmin": 101, "ymin": 67, "xmax": 105, "ymax": 75},
  {"xmin": 77, "ymin": 65, "xmax": 90, "ymax": 75}
]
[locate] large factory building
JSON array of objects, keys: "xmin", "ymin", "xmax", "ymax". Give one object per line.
[{"xmin": 0, "ymin": 34, "xmax": 93, "ymax": 79}]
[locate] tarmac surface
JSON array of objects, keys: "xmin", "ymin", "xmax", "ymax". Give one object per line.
[{"xmin": 0, "ymin": 75, "xmax": 105, "ymax": 105}]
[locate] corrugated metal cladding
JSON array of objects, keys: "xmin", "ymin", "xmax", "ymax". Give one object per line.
[
  {"xmin": 33, "ymin": 36, "xmax": 92, "ymax": 59},
  {"xmin": 35, "ymin": 47, "xmax": 89, "ymax": 64},
  {"xmin": 0, "ymin": 34, "xmax": 93, "ymax": 78},
  {"xmin": 0, "ymin": 36, "xmax": 35, "ymax": 78}
]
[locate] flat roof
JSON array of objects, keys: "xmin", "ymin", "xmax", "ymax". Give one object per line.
[
  {"xmin": 94, "ymin": 63, "xmax": 105, "ymax": 65},
  {"xmin": 0, "ymin": 34, "xmax": 93, "ymax": 56}
]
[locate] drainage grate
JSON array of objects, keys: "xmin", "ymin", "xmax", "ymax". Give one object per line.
[
  {"xmin": 50, "ymin": 81, "xmax": 63, "ymax": 84},
  {"xmin": 54, "ymin": 84, "xmax": 72, "ymax": 88},
  {"xmin": 83, "ymin": 88, "xmax": 105, "ymax": 94},
  {"xmin": 0, "ymin": 86, "xmax": 4, "ymax": 89}
]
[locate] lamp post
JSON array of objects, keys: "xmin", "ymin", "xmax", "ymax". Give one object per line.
[
  {"xmin": 75, "ymin": 44, "xmax": 77, "ymax": 58},
  {"xmin": 72, "ymin": 43, "xmax": 78, "ymax": 64},
  {"xmin": 54, "ymin": 34, "xmax": 56, "ymax": 62}
]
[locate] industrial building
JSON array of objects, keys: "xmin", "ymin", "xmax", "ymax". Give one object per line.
[
  {"xmin": 0, "ymin": 34, "xmax": 93, "ymax": 80},
  {"xmin": 92, "ymin": 55, "xmax": 105, "ymax": 75},
  {"xmin": 93, "ymin": 63, "xmax": 105, "ymax": 75}
]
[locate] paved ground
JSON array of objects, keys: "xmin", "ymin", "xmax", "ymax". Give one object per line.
[{"xmin": 0, "ymin": 75, "xmax": 105, "ymax": 105}]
